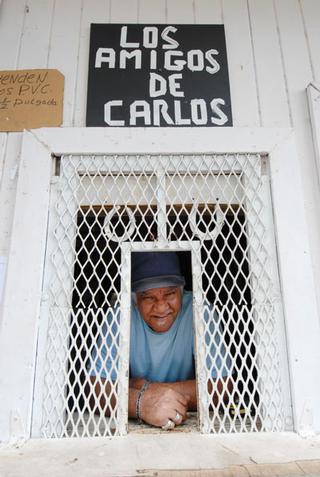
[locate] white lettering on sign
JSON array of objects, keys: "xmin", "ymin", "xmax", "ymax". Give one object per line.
[
  {"xmin": 149, "ymin": 73, "xmax": 167, "ymax": 97},
  {"xmin": 104, "ymin": 100, "xmax": 124, "ymax": 125},
  {"xmin": 130, "ymin": 100, "xmax": 151, "ymax": 125},
  {"xmin": 174, "ymin": 100, "xmax": 191, "ymax": 125},
  {"xmin": 120, "ymin": 25, "xmax": 179, "ymax": 50},
  {"xmin": 103, "ymin": 97, "xmax": 228, "ymax": 127},
  {"xmin": 95, "ymin": 49, "xmax": 221, "ymax": 74},
  {"xmin": 210, "ymin": 99, "xmax": 228, "ymax": 125},
  {"xmin": 205, "ymin": 50, "xmax": 220, "ymax": 74},
  {"xmin": 120, "ymin": 26, "xmax": 139, "ymax": 48},
  {"xmin": 164, "ymin": 51, "xmax": 185, "ymax": 71},
  {"xmin": 91, "ymin": 24, "xmax": 231, "ymax": 127},
  {"xmin": 187, "ymin": 50, "xmax": 204, "ymax": 71},
  {"xmin": 169, "ymin": 74, "xmax": 184, "ymax": 97},
  {"xmin": 153, "ymin": 99, "xmax": 174, "ymax": 125},
  {"xmin": 191, "ymin": 99, "xmax": 208, "ymax": 125},
  {"xmin": 119, "ymin": 50, "xmax": 142, "ymax": 69},
  {"xmin": 150, "ymin": 50, "xmax": 157, "ymax": 70},
  {"xmin": 161, "ymin": 26, "xmax": 179, "ymax": 49},
  {"xmin": 95, "ymin": 48, "xmax": 115, "ymax": 68},
  {"xmin": 149, "ymin": 73, "xmax": 184, "ymax": 98},
  {"xmin": 143, "ymin": 27, "xmax": 158, "ymax": 48}
]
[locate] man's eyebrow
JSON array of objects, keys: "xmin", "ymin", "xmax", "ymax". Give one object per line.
[{"xmin": 139, "ymin": 286, "xmax": 179, "ymax": 297}]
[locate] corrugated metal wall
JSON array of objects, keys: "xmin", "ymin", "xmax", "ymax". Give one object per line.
[{"xmin": 0, "ymin": 0, "xmax": 320, "ymax": 313}]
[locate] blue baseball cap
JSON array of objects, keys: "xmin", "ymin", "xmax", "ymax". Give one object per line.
[{"xmin": 131, "ymin": 252, "xmax": 185, "ymax": 293}]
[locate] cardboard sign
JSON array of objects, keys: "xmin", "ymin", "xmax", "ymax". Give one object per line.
[
  {"xmin": 0, "ymin": 69, "xmax": 64, "ymax": 131},
  {"xmin": 86, "ymin": 24, "xmax": 232, "ymax": 127}
]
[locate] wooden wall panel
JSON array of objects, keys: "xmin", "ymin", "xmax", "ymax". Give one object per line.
[
  {"xmin": 110, "ymin": 0, "xmax": 138, "ymax": 22},
  {"xmin": 0, "ymin": 0, "xmax": 25, "ymax": 187},
  {"xmin": 248, "ymin": 0, "xmax": 290, "ymax": 127},
  {"xmin": 17, "ymin": 0, "xmax": 54, "ymax": 68},
  {"xmin": 275, "ymin": 0, "xmax": 320, "ymax": 312},
  {"xmin": 167, "ymin": 0, "xmax": 195, "ymax": 23},
  {"xmin": 73, "ymin": 0, "xmax": 111, "ymax": 127},
  {"xmin": 0, "ymin": 133, "xmax": 23, "ymax": 256},
  {"xmin": 0, "ymin": 0, "xmax": 25, "ymax": 183},
  {"xmin": 0, "ymin": 1, "xmax": 38, "ymax": 256},
  {"xmin": 300, "ymin": 0, "xmax": 320, "ymax": 84},
  {"xmin": 0, "ymin": 0, "xmax": 54, "ymax": 256},
  {"xmin": 48, "ymin": 0, "xmax": 82, "ymax": 126},
  {"xmin": 138, "ymin": 0, "xmax": 166, "ymax": 23},
  {"xmin": 0, "ymin": 0, "xmax": 26, "ymax": 68},
  {"xmin": 222, "ymin": 0, "xmax": 259, "ymax": 126},
  {"xmin": 0, "ymin": 134, "xmax": 6, "ymax": 184},
  {"xmin": 275, "ymin": 0, "xmax": 313, "ymax": 123},
  {"xmin": 194, "ymin": 0, "xmax": 223, "ymax": 24}
]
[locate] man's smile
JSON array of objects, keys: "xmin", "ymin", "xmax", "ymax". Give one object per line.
[
  {"xmin": 152, "ymin": 313, "xmax": 171, "ymax": 319},
  {"xmin": 136, "ymin": 286, "xmax": 182, "ymax": 333}
]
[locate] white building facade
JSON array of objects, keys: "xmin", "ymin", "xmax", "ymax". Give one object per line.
[{"xmin": 1, "ymin": 0, "xmax": 320, "ymax": 445}]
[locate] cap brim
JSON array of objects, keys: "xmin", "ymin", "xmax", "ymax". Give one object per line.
[{"xmin": 132, "ymin": 275, "xmax": 185, "ymax": 293}]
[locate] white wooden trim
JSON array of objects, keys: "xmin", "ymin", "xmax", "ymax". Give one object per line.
[
  {"xmin": 0, "ymin": 131, "xmax": 52, "ymax": 443},
  {"xmin": 32, "ymin": 126, "xmax": 291, "ymax": 155},
  {"xmin": 307, "ymin": 83, "xmax": 320, "ymax": 187},
  {"xmin": 269, "ymin": 131, "xmax": 320, "ymax": 436},
  {"xmin": 1, "ymin": 126, "xmax": 320, "ymax": 442}
]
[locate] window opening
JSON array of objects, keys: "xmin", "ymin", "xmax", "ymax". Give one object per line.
[{"xmin": 34, "ymin": 153, "xmax": 291, "ymax": 438}]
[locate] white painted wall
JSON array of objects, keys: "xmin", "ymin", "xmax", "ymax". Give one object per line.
[
  {"xmin": 1, "ymin": 0, "xmax": 320, "ymax": 435},
  {"xmin": 0, "ymin": 1, "xmax": 319, "ymax": 298}
]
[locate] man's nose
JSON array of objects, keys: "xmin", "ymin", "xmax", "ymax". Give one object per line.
[{"xmin": 154, "ymin": 298, "xmax": 170, "ymax": 312}]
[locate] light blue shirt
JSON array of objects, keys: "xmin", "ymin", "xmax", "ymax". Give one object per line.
[{"xmin": 90, "ymin": 291, "xmax": 231, "ymax": 382}]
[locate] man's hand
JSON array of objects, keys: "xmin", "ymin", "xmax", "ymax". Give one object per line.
[{"xmin": 139, "ymin": 382, "xmax": 189, "ymax": 428}]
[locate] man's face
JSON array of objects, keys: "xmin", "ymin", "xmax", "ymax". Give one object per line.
[{"xmin": 136, "ymin": 286, "xmax": 182, "ymax": 333}]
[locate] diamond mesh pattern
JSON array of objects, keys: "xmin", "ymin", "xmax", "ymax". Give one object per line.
[{"xmin": 38, "ymin": 153, "xmax": 290, "ymax": 437}]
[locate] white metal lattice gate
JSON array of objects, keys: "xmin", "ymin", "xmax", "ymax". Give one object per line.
[{"xmin": 32, "ymin": 153, "xmax": 292, "ymax": 438}]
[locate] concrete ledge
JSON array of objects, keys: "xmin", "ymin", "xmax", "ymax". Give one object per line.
[
  {"xmin": 149, "ymin": 461, "xmax": 320, "ymax": 476},
  {"xmin": 1, "ymin": 433, "xmax": 320, "ymax": 477}
]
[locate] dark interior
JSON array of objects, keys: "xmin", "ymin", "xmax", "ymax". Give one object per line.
[{"xmin": 68, "ymin": 205, "xmax": 258, "ymax": 416}]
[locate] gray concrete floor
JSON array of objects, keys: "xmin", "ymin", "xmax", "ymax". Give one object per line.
[{"xmin": 1, "ymin": 432, "xmax": 320, "ymax": 477}]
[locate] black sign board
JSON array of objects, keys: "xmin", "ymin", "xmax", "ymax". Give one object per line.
[{"xmin": 86, "ymin": 24, "xmax": 232, "ymax": 127}]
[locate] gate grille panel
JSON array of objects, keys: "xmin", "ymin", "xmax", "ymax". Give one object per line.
[{"xmin": 36, "ymin": 153, "xmax": 291, "ymax": 437}]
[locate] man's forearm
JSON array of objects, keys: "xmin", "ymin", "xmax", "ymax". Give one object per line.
[
  {"xmin": 158, "ymin": 376, "xmax": 232, "ymax": 410},
  {"xmin": 130, "ymin": 377, "xmax": 232, "ymax": 413},
  {"xmin": 90, "ymin": 375, "xmax": 232, "ymax": 424},
  {"xmin": 89, "ymin": 376, "xmax": 140, "ymax": 418},
  {"xmin": 130, "ymin": 378, "xmax": 197, "ymax": 411}
]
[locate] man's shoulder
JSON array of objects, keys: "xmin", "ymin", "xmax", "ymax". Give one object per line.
[
  {"xmin": 182, "ymin": 289, "xmax": 192, "ymax": 298},
  {"xmin": 182, "ymin": 290, "xmax": 193, "ymax": 305},
  {"xmin": 180, "ymin": 290, "xmax": 193, "ymax": 319}
]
